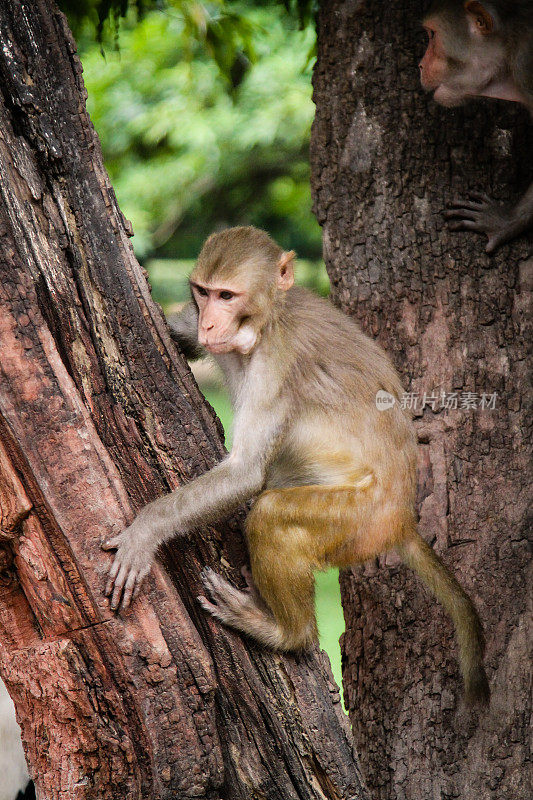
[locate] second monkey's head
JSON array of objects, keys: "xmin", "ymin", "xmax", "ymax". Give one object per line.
[
  {"xmin": 189, "ymin": 226, "xmax": 295, "ymax": 355},
  {"xmin": 419, "ymin": 1, "xmax": 517, "ymax": 108}
]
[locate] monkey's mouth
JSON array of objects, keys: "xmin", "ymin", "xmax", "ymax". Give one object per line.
[
  {"xmin": 432, "ymin": 84, "xmax": 466, "ymax": 107},
  {"xmin": 203, "ymin": 341, "xmax": 232, "ymax": 354}
]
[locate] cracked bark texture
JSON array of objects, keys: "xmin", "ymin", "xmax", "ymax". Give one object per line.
[
  {"xmin": 0, "ymin": 2, "xmax": 369, "ymax": 798},
  {"xmin": 311, "ymin": 2, "xmax": 531, "ymax": 799}
]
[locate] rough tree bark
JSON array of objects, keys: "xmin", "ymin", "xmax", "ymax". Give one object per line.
[
  {"xmin": 311, "ymin": 1, "xmax": 531, "ymax": 799},
  {"xmin": 0, "ymin": 2, "xmax": 368, "ymax": 798}
]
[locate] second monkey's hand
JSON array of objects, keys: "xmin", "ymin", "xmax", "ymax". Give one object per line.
[
  {"xmin": 444, "ymin": 192, "xmax": 527, "ymax": 254},
  {"xmin": 102, "ymin": 513, "xmax": 159, "ymax": 611}
]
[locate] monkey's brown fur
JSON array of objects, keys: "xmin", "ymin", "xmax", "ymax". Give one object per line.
[{"xmin": 105, "ymin": 226, "xmax": 490, "ymax": 706}]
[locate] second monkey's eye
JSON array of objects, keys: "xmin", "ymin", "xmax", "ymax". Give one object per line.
[
  {"xmin": 219, "ymin": 291, "xmax": 234, "ymax": 301},
  {"xmin": 194, "ymin": 285, "xmax": 208, "ymax": 296}
]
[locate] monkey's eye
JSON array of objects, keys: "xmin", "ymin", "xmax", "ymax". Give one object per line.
[
  {"xmin": 426, "ymin": 28, "xmax": 434, "ymax": 39},
  {"xmin": 219, "ymin": 291, "xmax": 234, "ymax": 301},
  {"xmin": 195, "ymin": 285, "xmax": 208, "ymax": 297}
]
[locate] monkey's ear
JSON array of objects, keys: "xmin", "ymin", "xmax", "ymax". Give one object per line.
[
  {"xmin": 464, "ymin": 1, "xmax": 495, "ymax": 34},
  {"xmin": 277, "ymin": 250, "xmax": 295, "ymax": 291}
]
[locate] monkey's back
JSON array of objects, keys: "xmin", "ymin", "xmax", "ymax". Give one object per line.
[
  {"xmin": 265, "ymin": 287, "xmax": 417, "ymax": 506},
  {"xmin": 279, "ymin": 286, "xmax": 407, "ymax": 413}
]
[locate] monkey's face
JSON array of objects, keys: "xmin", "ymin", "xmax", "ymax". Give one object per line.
[
  {"xmin": 190, "ymin": 280, "xmax": 261, "ymax": 355},
  {"xmin": 419, "ymin": 16, "xmax": 475, "ymax": 106},
  {"xmin": 190, "ymin": 249, "xmax": 295, "ymax": 356},
  {"xmin": 420, "ymin": 4, "xmax": 507, "ymax": 107}
]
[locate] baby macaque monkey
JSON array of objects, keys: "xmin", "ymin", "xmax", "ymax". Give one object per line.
[
  {"xmin": 419, "ymin": 0, "xmax": 533, "ymax": 252},
  {"xmin": 103, "ymin": 226, "xmax": 490, "ymax": 705}
]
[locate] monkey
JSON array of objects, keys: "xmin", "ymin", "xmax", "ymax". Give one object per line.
[
  {"xmin": 103, "ymin": 226, "xmax": 490, "ymax": 705},
  {"xmin": 419, "ymin": 0, "xmax": 533, "ymax": 253}
]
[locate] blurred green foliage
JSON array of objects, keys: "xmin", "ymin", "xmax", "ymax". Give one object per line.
[
  {"xmin": 78, "ymin": 3, "xmax": 322, "ymax": 260},
  {"xmin": 61, "ymin": 0, "xmax": 317, "ymax": 45},
  {"xmin": 65, "ymin": 1, "xmax": 257, "ymax": 82}
]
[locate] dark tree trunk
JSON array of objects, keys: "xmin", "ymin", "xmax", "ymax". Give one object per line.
[
  {"xmin": 311, "ymin": 1, "xmax": 531, "ymax": 798},
  {"xmin": 0, "ymin": 2, "xmax": 368, "ymax": 798}
]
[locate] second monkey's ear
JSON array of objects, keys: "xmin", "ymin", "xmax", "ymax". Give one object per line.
[
  {"xmin": 277, "ymin": 250, "xmax": 295, "ymax": 291},
  {"xmin": 464, "ymin": 1, "xmax": 495, "ymax": 35}
]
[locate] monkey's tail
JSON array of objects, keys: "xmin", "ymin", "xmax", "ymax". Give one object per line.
[{"xmin": 397, "ymin": 531, "xmax": 490, "ymax": 706}]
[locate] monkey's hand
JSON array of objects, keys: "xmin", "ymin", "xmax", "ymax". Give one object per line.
[
  {"xmin": 444, "ymin": 192, "xmax": 527, "ymax": 253},
  {"xmin": 102, "ymin": 516, "xmax": 158, "ymax": 611}
]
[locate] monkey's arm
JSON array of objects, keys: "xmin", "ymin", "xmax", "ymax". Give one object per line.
[
  {"xmin": 445, "ymin": 183, "xmax": 533, "ymax": 253},
  {"xmin": 102, "ymin": 402, "xmax": 287, "ymax": 610},
  {"xmin": 167, "ymin": 302, "xmax": 205, "ymax": 360}
]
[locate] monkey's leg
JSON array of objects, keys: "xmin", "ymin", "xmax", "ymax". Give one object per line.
[
  {"xmin": 200, "ymin": 482, "xmax": 389, "ymax": 651},
  {"xmin": 270, "ymin": 484, "xmax": 491, "ymax": 704},
  {"xmin": 243, "ymin": 483, "xmax": 380, "ymax": 651},
  {"xmin": 247, "ymin": 532, "xmax": 317, "ymax": 649},
  {"xmin": 199, "ymin": 538, "xmax": 317, "ymax": 651}
]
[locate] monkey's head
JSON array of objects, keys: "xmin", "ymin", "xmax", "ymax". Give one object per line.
[
  {"xmin": 190, "ymin": 226, "xmax": 295, "ymax": 355},
  {"xmin": 419, "ymin": 1, "xmax": 507, "ymax": 107}
]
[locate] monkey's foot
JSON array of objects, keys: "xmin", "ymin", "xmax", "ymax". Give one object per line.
[
  {"xmin": 199, "ymin": 568, "xmax": 260, "ymax": 625},
  {"xmin": 198, "ymin": 568, "xmax": 281, "ymax": 646},
  {"xmin": 444, "ymin": 192, "xmax": 520, "ymax": 253}
]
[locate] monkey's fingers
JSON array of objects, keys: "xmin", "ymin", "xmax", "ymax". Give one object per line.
[
  {"xmin": 446, "ymin": 200, "xmax": 486, "ymax": 213},
  {"xmin": 120, "ymin": 572, "xmax": 138, "ymax": 610},
  {"xmin": 464, "ymin": 191, "xmax": 492, "ymax": 204},
  {"xmin": 198, "ymin": 587, "xmax": 242, "ymax": 629},
  {"xmin": 105, "ymin": 556, "xmax": 121, "ymax": 597},
  {"xmin": 201, "ymin": 567, "xmax": 226, "ymax": 599},
  {"xmin": 126, "ymin": 565, "xmax": 150, "ymax": 607},
  {"xmin": 200, "ymin": 568, "xmax": 248, "ymax": 618},
  {"xmin": 444, "ymin": 207, "xmax": 483, "ymax": 222},
  {"xmin": 447, "ymin": 218, "xmax": 486, "ymax": 233},
  {"xmin": 110, "ymin": 564, "xmax": 129, "ymax": 611},
  {"xmin": 197, "ymin": 594, "xmax": 220, "ymax": 615}
]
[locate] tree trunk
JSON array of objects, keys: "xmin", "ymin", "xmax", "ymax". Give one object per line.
[
  {"xmin": 311, "ymin": 1, "xmax": 531, "ymax": 799},
  {"xmin": 0, "ymin": 2, "xmax": 368, "ymax": 798}
]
